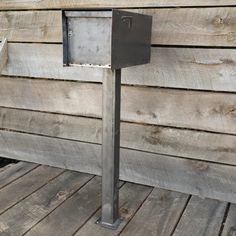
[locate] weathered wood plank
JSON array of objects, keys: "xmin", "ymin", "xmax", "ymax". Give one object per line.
[
  {"xmin": 0, "ymin": 38, "xmax": 7, "ymax": 73},
  {"xmin": 0, "ymin": 77, "xmax": 235, "ymax": 134},
  {"xmin": 25, "ymin": 176, "xmax": 102, "ymax": 236},
  {"xmin": 0, "ymin": 171, "xmax": 93, "ymax": 236},
  {"xmin": 1, "ymin": 130, "xmax": 236, "ymax": 203},
  {"xmin": 0, "ymin": 11, "xmax": 61, "ymax": 43},
  {"xmin": 0, "ymin": 162, "xmax": 38, "ymax": 190},
  {"xmin": 0, "ymin": 0, "xmax": 234, "ymax": 10},
  {"xmin": 2, "ymin": 44, "xmax": 236, "ymax": 92},
  {"xmin": 120, "ymin": 188, "xmax": 189, "ymax": 236},
  {"xmin": 2, "ymin": 8, "xmax": 236, "ymax": 47},
  {"xmin": 221, "ymin": 204, "xmax": 236, "ymax": 236},
  {"xmin": 141, "ymin": 7, "xmax": 236, "ymax": 47},
  {"xmin": 75, "ymin": 183, "xmax": 152, "ymax": 236},
  {"xmin": 173, "ymin": 196, "xmax": 227, "ymax": 236},
  {"xmin": 0, "ymin": 108, "xmax": 235, "ymax": 165},
  {"xmin": 0, "ymin": 165, "xmax": 63, "ymax": 214}
]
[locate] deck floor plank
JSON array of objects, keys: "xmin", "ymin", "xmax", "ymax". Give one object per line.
[
  {"xmin": 0, "ymin": 171, "xmax": 93, "ymax": 236},
  {"xmin": 119, "ymin": 188, "xmax": 189, "ymax": 236},
  {"xmin": 221, "ymin": 204, "xmax": 236, "ymax": 236},
  {"xmin": 0, "ymin": 162, "xmax": 38, "ymax": 190},
  {"xmin": 0, "ymin": 165, "xmax": 63, "ymax": 215},
  {"xmin": 24, "ymin": 176, "xmax": 103, "ymax": 236},
  {"xmin": 173, "ymin": 196, "xmax": 227, "ymax": 236},
  {"xmin": 75, "ymin": 183, "xmax": 152, "ymax": 236},
  {"xmin": 0, "ymin": 162, "xmax": 230, "ymax": 236}
]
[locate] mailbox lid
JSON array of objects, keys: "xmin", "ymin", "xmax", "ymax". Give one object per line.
[
  {"xmin": 63, "ymin": 11, "xmax": 112, "ymax": 67},
  {"xmin": 111, "ymin": 10, "xmax": 152, "ymax": 69}
]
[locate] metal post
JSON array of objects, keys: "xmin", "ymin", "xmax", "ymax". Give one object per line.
[{"xmin": 98, "ymin": 69, "xmax": 122, "ymax": 229}]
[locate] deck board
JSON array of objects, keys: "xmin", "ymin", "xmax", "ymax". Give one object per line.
[
  {"xmin": 119, "ymin": 189, "xmax": 189, "ymax": 236},
  {"xmin": 173, "ymin": 196, "xmax": 227, "ymax": 236},
  {"xmin": 75, "ymin": 183, "xmax": 152, "ymax": 236},
  {"xmin": 0, "ymin": 165, "xmax": 63, "ymax": 214},
  {"xmin": 0, "ymin": 162, "xmax": 38, "ymax": 190},
  {"xmin": 221, "ymin": 204, "xmax": 236, "ymax": 236},
  {"xmin": 0, "ymin": 171, "xmax": 93, "ymax": 236},
  {"xmin": 0, "ymin": 162, "xmax": 232, "ymax": 236}
]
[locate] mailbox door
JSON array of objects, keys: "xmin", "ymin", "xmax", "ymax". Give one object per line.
[
  {"xmin": 63, "ymin": 11, "xmax": 112, "ymax": 67},
  {"xmin": 111, "ymin": 10, "xmax": 152, "ymax": 69}
]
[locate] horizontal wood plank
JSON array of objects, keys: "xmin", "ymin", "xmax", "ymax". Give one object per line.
[
  {"xmin": 0, "ymin": 108, "xmax": 235, "ymax": 165},
  {"xmin": 0, "ymin": 11, "xmax": 61, "ymax": 43},
  {"xmin": 2, "ymin": 43, "xmax": 236, "ymax": 91},
  {"xmin": 1, "ymin": 130, "xmax": 236, "ymax": 204},
  {"xmin": 0, "ymin": 0, "xmax": 235, "ymax": 10},
  {"xmin": 1, "ymin": 8, "xmax": 236, "ymax": 47},
  {"xmin": 0, "ymin": 77, "xmax": 235, "ymax": 134}
]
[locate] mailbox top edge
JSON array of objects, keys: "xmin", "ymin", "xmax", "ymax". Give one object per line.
[{"xmin": 64, "ymin": 10, "xmax": 112, "ymax": 18}]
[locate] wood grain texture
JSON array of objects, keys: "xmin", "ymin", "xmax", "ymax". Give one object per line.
[
  {"xmin": 2, "ymin": 44, "xmax": 236, "ymax": 91},
  {"xmin": 0, "ymin": 162, "xmax": 37, "ymax": 190},
  {"xmin": 0, "ymin": 171, "xmax": 93, "ymax": 236},
  {"xmin": 120, "ymin": 189, "xmax": 189, "ymax": 236},
  {"xmin": 0, "ymin": 11, "xmax": 61, "ymax": 43},
  {"xmin": 1, "ymin": 130, "xmax": 236, "ymax": 203},
  {"xmin": 0, "ymin": 165, "xmax": 63, "ymax": 214},
  {"xmin": 25, "ymin": 177, "xmax": 101, "ymax": 236},
  {"xmin": 76, "ymin": 183, "xmax": 152, "ymax": 236},
  {"xmin": 0, "ymin": 77, "xmax": 235, "ymax": 134},
  {"xmin": 221, "ymin": 204, "xmax": 236, "ymax": 236},
  {"xmin": 140, "ymin": 7, "xmax": 236, "ymax": 47},
  {"xmin": 2, "ymin": 8, "xmax": 236, "ymax": 46},
  {"xmin": 0, "ymin": 0, "xmax": 235, "ymax": 10},
  {"xmin": 0, "ymin": 108, "xmax": 235, "ymax": 165},
  {"xmin": 0, "ymin": 38, "xmax": 7, "ymax": 73},
  {"xmin": 173, "ymin": 196, "xmax": 227, "ymax": 236}
]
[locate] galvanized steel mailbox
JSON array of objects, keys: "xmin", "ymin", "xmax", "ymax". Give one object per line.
[
  {"xmin": 63, "ymin": 10, "xmax": 152, "ymax": 69},
  {"xmin": 62, "ymin": 9, "xmax": 152, "ymax": 229}
]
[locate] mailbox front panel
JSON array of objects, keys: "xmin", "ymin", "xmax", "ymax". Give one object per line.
[{"xmin": 63, "ymin": 11, "xmax": 112, "ymax": 67}]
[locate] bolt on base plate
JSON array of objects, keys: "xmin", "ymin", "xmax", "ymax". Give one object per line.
[{"xmin": 96, "ymin": 217, "xmax": 122, "ymax": 230}]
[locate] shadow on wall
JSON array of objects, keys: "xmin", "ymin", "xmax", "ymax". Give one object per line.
[{"xmin": 0, "ymin": 158, "xmax": 18, "ymax": 168}]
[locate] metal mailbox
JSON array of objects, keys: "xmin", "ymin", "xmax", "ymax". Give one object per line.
[
  {"xmin": 62, "ymin": 9, "xmax": 152, "ymax": 229},
  {"xmin": 63, "ymin": 10, "xmax": 152, "ymax": 69}
]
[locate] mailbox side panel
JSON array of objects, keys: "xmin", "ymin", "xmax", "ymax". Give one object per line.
[{"xmin": 111, "ymin": 10, "xmax": 152, "ymax": 69}]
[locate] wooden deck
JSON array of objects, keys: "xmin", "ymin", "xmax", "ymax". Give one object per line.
[{"xmin": 0, "ymin": 162, "xmax": 234, "ymax": 236}]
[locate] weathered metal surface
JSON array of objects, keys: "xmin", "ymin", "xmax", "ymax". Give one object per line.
[
  {"xmin": 64, "ymin": 11, "xmax": 112, "ymax": 67},
  {"xmin": 62, "ymin": 10, "xmax": 152, "ymax": 69},
  {"xmin": 111, "ymin": 10, "xmax": 152, "ymax": 69},
  {"xmin": 99, "ymin": 69, "xmax": 122, "ymax": 228}
]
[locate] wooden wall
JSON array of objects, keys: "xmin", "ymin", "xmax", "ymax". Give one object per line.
[{"xmin": 0, "ymin": 1, "xmax": 236, "ymax": 203}]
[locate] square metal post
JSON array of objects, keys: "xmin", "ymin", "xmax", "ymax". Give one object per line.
[{"xmin": 98, "ymin": 69, "xmax": 122, "ymax": 229}]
